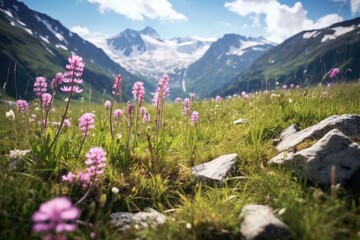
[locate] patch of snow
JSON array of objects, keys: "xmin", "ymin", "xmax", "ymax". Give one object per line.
[
  {"xmin": 35, "ymin": 14, "xmax": 67, "ymax": 44},
  {"xmin": 24, "ymin": 28, "xmax": 33, "ymax": 35},
  {"xmin": 40, "ymin": 35, "xmax": 50, "ymax": 44},
  {"xmin": 321, "ymin": 25, "xmax": 355, "ymax": 43},
  {"xmin": 10, "ymin": 21, "xmax": 15, "ymax": 26},
  {"xmin": 17, "ymin": 19, "xmax": 26, "ymax": 26},
  {"xmin": 44, "ymin": 46, "xmax": 55, "ymax": 56},
  {"xmin": 2, "ymin": 9, "xmax": 13, "ymax": 18},
  {"xmin": 55, "ymin": 44, "xmax": 68, "ymax": 50},
  {"xmin": 303, "ymin": 31, "xmax": 320, "ymax": 39},
  {"xmin": 55, "ymin": 33, "xmax": 65, "ymax": 42}
]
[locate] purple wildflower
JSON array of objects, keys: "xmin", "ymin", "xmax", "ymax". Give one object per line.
[
  {"xmin": 85, "ymin": 147, "xmax": 107, "ymax": 182},
  {"xmin": 63, "ymin": 119, "xmax": 71, "ymax": 128},
  {"xmin": 175, "ymin": 97, "xmax": 182, "ymax": 103},
  {"xmin": 34, "ymin": 77, "xmax": 47, "ymax": 97},
  {"xmin": 215, "ymin": 95, "xmax": 222, "ymax": 102},
  {"xmin": 241, "ymin": 91, "xmax": 246, "ymax": 97},
  {"xmin": 104, "ymin": 100, "xmax": 111, "ymax": 109},
  {"xmin": 42, "ymin": 93, "xmax": 52, "ymax": 109},
  {"xmin": 16, "ymin": 99, "xmax": 29, "ymax": 113},
  {"xmin": 112, "ymin": 74, "xmax": 122, "ymax": 97},
  {"xmin": 140, "ymin": 107, "xmax": 150, "ymax": 124},
  {"xmin": 182, "ymin": 98, "xmax": 190, "ymax": 116},
  {"xmin": 132, "ymin": 81, "xmax": 145, "ymax": 107},
  {"xmin": 126, "ymin": 103, "xmax": 134, "ymax": 115},
  {"xmin": 32, "ymin": 197, "xmax": 79, "ymax": 237},
  {"xmin": 78, "ymin": 113, "xmax": 95, "ymax": 137},
  {"xmin": 290, "ymin": 83, "xmax": 295, "ymax": 89},
  {"xmin": 113, "ymin": 109, "xmax": 123, "ymax": 121},
  {"xmin": 282, "ymin": 85, "xmax": 288, "ymax": 90},
  {"xmin": 330, "ymin": 68, "xmax": 340, "ymax": 78},
  {"xmin": 191, "ymin": 111, "xmax": 199, "ymax": 124},
  {"xmin": 152, "ymin": 74, "xmax": 170, "ymax": 107},
  {"xmin": 50, "ymin": 73, "xmax": 64, "ymax": 91},
  {"xmin": 190, "ymin": 93, "xmax": 195, "ymax": 102},
  {"xmin": 60, "ymin": 54, "xmax": 84, "ymax": 93}
]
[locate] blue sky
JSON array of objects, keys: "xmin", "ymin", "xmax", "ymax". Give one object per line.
[{"xmin": 21, "ymin": 0, "xmax": 360, "ymax": 43}]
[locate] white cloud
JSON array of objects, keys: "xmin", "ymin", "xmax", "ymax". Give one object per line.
[
  {"xmin": 224, "ymin": 0, "xmax": 343, "ymax": 43},
  {"xmin": 350, "ymin": 0, "xmax": 360, "ymax": 14},
  {"xmin": 87, "ymin": 0, "xmax": 187, "ymax": 21},
  {"xmin": 70, "ymin": 25, "xmax": 91, "ymax": 38}
]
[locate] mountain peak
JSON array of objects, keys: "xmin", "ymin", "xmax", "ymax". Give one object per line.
[{"xmin": 140, "ymin": 26, "xmax": 162, "ymax": 41}]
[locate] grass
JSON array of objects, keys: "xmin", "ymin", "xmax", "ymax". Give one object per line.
[{"xmin": 1, "ymin": 82, "xmax": 360, "ymax": 239}]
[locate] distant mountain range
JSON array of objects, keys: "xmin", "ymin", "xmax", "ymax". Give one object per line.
[
  {"xmin": 0, "ymin": 0, "xmax": 152, "ymax": 101},
  {"xmin": 1, "ymin": 0, "xmax": 359, "ymax": 101},
  {"xmin": 220, "ymin": 17, "xmax": 360, "ymax": 97}
]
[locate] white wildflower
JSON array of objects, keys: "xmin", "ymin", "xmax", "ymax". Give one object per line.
[
  {"xmin": 9, "ymin": 149, "xmax": 30, "ymax": 160},
  {"xmin": 111, "ymin": 187, "xmax": 119, "ymax": 194},
  {"xmin": 5, "ymin": 110, "xmax": 15, "ymax": 121}
]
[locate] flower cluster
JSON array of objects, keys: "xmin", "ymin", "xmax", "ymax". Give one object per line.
[
  {"xmin": 175, "ymin": 97, "xmax": 182, "ymax": 103},
  {"xmin": 215, "ymin": 95, "xmax": 222, "ymax": 102},
  {"xmin": 126, "ymin": 103, "xmax": 134, "ymax": 115},
  {"xmin": 34, "ymin": 77, "xmax": 47, "ymax": 97},
  {"xmin": 191, "ymin": 111, "xmax": 199, "ymax": 124},
  {"xmin": 50, "ymin": 73, "xmax": 64, "ymax": 91},
  {"xmin": 104, "ymin": 100, "xmax": 111, "ymax": 109},
  {"xmin": 42, "ymin": 93, "xmax": 52, "ymax": 109},
  {"xmin": 113, "ymin": 109, "xmax": 123, "ymax": 121},
  {"xmin": 62, "ymin": 147, "xmax": 107, "ymax": 188},
  {"xmin": 152, "ymin": 74, "xmax": 170, "ymax": 107},
  {"xmin": 32, "ymin": 197, "xmax": 80, "ymax": 239},
  {"xmin": 6, "ymin": 110, "xmax": 15, "ymax": 121},
  {"xmin": 132, "ymin": 81, "xmax": 145, "ymax": 107},
  {"xmin": 330, "ymin": 68, "xmax": 340, "ymax": 78},
  {"xmin": 16, "ymin": 99, "xmax": 29, "ymax": 113},
  {"xmin": 61, "ymin": 55, "xmax": 84, "ymax": 93},
  {"xmin": 78, "ymin": 113, "xmax": 95, "ymax": 137},
  {"xmin": 9, "ymin": 149, "xmax": 30, "ymax": 160},
  {"xmin": 182, "ymin": 98, "xmax": 190, "ymax": 116},
  {"xmin": 190, "ymin": 93, "xmax": 195, "ymax": 102},
  {"xmin": 112, "ymin": 74, "xmax": 122, "ymax": 97},
  {"xmin": 140, "ymin": 107, "xmax": 150, "ymax": 124}
]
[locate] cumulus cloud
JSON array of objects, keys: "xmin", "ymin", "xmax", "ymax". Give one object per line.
[
  {"xmin": 87, "ymin": 0, "xmax": 187, "ymax": 21},
  {"xmin": 351, "ymin": 0, "xmax": 360, "ymax": 14},
  {"xmin": 224, "ymin": 0, "xmax": 343, "ymax": 43}
]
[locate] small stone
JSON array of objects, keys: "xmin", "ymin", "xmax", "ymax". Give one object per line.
[
  {"xmin": 191, "ymin": 153, "xmax": 238, "ymax": 182},
  {"xmin": 240, "ymin": 204, "xmax": 291, "ymax": 240},
  {"xmin": 110, "ymin": 207, "xmax": 166, "ymax": 231}
]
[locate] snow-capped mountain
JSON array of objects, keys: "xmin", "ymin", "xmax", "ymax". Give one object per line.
[
  {"xmin": 220, "ymin": 17, "xmax": 360, "ymax": 97},
  {"xmin": 0, "ymin": 0, "xmax": 152, "ymax": 101},
  {"xmin": 179, "ymin": 33, "xmax": 276, "ymax": 98},
  {"xmin": 105, "ymin": 26, "xmax": 213, "ymax": 80}
]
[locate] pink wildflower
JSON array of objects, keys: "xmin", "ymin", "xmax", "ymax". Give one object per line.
[
  {"xmin": 78, "ymin": 113, "xmax": 95, "ymax": 137},
  {"xmin": 282, "ymin": 85, "xmax": 288, "ymax": 90},
  {"xmin": 243, "ymin": 94, "xmax": 249, "ymax": 100},
  {"xmin": 175, "ymin": 97, "xmax": 182, "ymax": 103},
  {"xmin": 183, "ymin": 98, "xmax": 190, "ymax": 116},
  {"xmin": 329, "ymin": 68, "xmax": 340, "ymax": 78},
  {"xmin": 32, "ymin": 197, "xmax": 79, "ymax": 236},
  {"xmin": 60, "ymin": 54, "xmax": 84, "ymax": 93},
  {"xmin": 140, "ymin": 107, "xmax": 150, "ymax": 124},
  {"xmin": 327, "ymin": 82, "xmax": 333, "ymax": 89},
  {"xmin": 62, "ymin": 172, "xmax": 75, "ymax": 183},
  {"xmin": 112, "ymin": 74, "xmax": 122, "ymax": 97},
  {"xmin": 290, "ymin": 83, "xmax": 295, "ymax": 89},
  {"xmin": 132, "ymin": 81, "xmax": 145, "ymax": 107},
  {"xmin": 16, "ymin": 99, "xmax": 29, "ymax": 113},
  {"xmin": 191, "ymin": 111, "xmax": 199, "ymax": 124},
  {"xmin": 152, "ymin": 74, "xmax": 170, "ymax": 107},
  {"xmin": 241, "ymin": 91, "xmax": 246, "ymax": 97},
  {"xmin": 34, "ymin": 77, "xmax": 47, "ymax": 97},
  {"xmin": 42, "ymin": 93, "xmax": 52, "ymax": 109},
  {"xmin": 50, "ymin": 73, "xmax": 64, "ymax": 91},
  {"xmin": 113, "ymin": 109, "xmax": 123, "ymax": 120},
  {"xmin": 126, "ymin": 103, "xmax": 134, "ymax": 115},
  {"xmin": 215, "ymin": 95, "xmax": 222, "ymax": 102},
  {"xmin": 85, "ymin": 147, "xmax": 107, "ymax": 182},
  {"xmin": 104, "ymin": 100, "xmax": 111, "ymax": 109},
  {"xmin": 63, "ymin": 119, "xmax": 71, "ymax": 128}
]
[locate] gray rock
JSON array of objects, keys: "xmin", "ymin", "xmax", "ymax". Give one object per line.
[
  {"xmin": 191, "ymin": 153, "xmax": 238, "ymax": 181},
  {"xmin": 110, "ymin": 207, "xmax": 166, "ymax": 231},
  {"xmin": 233, "ymin": 118, "xmax": 247, "ymax": 125},
  {"xmin": 240, "ymin": 204, "xmax": 291, "ymax": 240},
  {"xmin": 270, "ymin": 129, "xmax": 360, "ymax": 188},
  {"xmin": 276, "ymin": 114, "xmax": 360, "ymax": 152}
]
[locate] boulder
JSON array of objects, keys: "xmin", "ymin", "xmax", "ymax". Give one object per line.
[
  {"xmin": 110, "ymin": 207, "xmax": 166, "ymax": 231},
  {"xmin": 270, "ymin": 129, "xmax": 360, "ymax": 188},
  {"xmin": 276, "ymin": 114, "xmax": 360, "ymax": 152},
  {"xmin": 191, "ymin": 153, "xmax": 238, "ymax": 182},
  {"xmin": 240, "ymin": 204, "xmax": 291, "ymax": 240}
]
